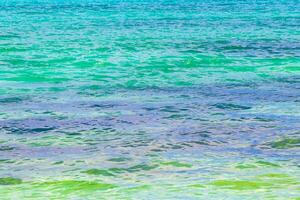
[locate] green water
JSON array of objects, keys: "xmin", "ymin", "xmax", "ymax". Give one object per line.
[{"xmin": 0, "ymin": 0, "xmax": 299, "ymax": 199}]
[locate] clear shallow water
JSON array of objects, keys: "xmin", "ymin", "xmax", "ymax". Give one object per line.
[{"xmin": 0, "ymin": 0, "xmax": 300, "ymax": 199}]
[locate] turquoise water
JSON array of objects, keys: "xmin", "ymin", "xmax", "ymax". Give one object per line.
[{"xmin": 0, "ymin": 0, "xmax": 300, "ymax": 199}]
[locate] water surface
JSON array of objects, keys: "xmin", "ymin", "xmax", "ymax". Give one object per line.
[{"xmin": 0, "ymin": 0, "xmax": 299, "ymax": 199}]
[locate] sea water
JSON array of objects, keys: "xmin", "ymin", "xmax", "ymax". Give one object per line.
[{"xmin": 0, "ymin": 0, "xmax": 299, "ymax": 199}]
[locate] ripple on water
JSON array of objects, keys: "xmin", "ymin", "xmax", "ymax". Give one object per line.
[
  {"xmin": 268, "ymin": 137, "xmax": 300, "ymax": 149},
  {"xmin": 0, "ymin": 177, "xmax": 22, "ymax": 185}
]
